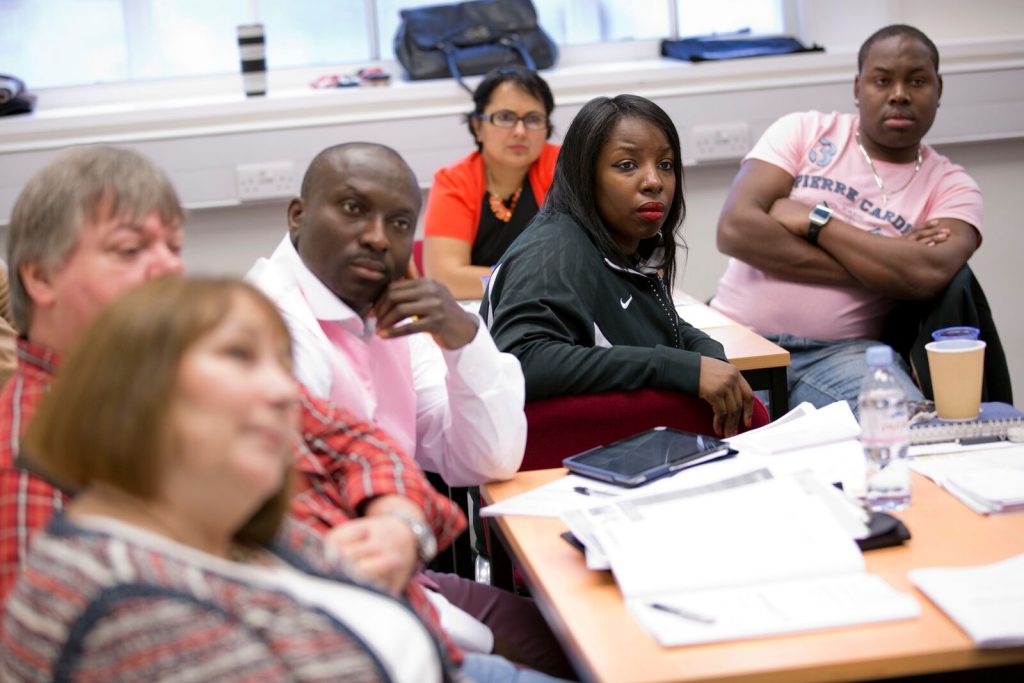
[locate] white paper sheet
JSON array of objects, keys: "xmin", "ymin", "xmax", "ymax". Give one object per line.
[
  {"xmin": 628, "ymin": 573, "xmax": 920, "ymax": 646},
  {"xmin": 578, "ymin": 471, "xmax": 917, "ymax": 645},
  {"xmin": 590, "ymin": 473, "xmax": 866, "ymax": 598},
  {"xmin": 725, "ymin": 401, "xmax": 861, "ymax": 455},
  {"xmin": 909, "ymin": 445, "xmax": 1024, "ymax": 514},
  {"xmin": 910, "ymin": 554, "xmax": 1024, "ymax": 648},
  {"xmin": 481, "ymin": 455, "xmax": 759, "ymax": 518},
  {"xmin": 674, "ymin": 302, "xmax": 736, "ymax": 329}
]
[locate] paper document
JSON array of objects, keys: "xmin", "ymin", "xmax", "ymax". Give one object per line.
[
  {"xmin": 910, "ymin": 553, "xmax": 1024, "ymax": 648},
  {"xmin": 570, "ymin": 469, "xmax": 918, "ymax": 645},
  {"xmin": 909, "ymin": 445, "xmax": 1024, "ymax": 514},
  {"xmin": 630, "ymin": 573, "xmax": 917, "ymax": 648},
  {"xmin": 481, "ymin": 455, "xmax": 757, "ymax": 519},
  {"xmin": 721, "ymin": 400, "xmax": 867, "ymax": 494},
  {"xmin": 740, "ymin": 438, "xmax": 868, "ymax": 496},
  {"xmin": 480, "ymin": 473, "xmax": 623, "ymax": 518},
  {"xmin": 674, "ymin": 302, "xmax": 735, "ymax": 329},
  {"xmin": 725, "ymin": 400, "xmax": 861, "ymax": 455},
  {"xmin": 561, "ymin": 467, "xmax": 782, "ymax": 571}
]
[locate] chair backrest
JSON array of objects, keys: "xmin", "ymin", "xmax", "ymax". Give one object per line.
[
  {"xmin": 522, "ymin": 388, "xmax": 770, "ymax": 471},
  {"xmin": 412, "ymin": 239, "xmax": 424, "ymax": 277}
]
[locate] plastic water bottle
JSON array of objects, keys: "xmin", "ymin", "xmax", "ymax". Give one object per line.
[{"xmin": 858, "ymin": 345, "xmax": 911, "ymax": 511}]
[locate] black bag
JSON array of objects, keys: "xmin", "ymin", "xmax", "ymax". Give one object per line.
[
  {"xmin": 0, "ymin": 74, "xmax": 35, "ymax": 117},
  {"xmin": 661, "ymin": 36, "xmax": 823, "ymax": 63},
  {"xmin": 394, "ymin": 0, "xmax": 558, "ymax": 93}
]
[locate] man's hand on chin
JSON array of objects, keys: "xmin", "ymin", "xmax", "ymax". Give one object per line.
[{"xmin": 373, "ymin": 278, "xmax": 478, "ymax": 350}]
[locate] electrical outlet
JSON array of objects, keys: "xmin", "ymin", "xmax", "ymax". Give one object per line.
[
  {"xmin": 236, "ymin": 161, "xmax": 296, "ymax": 201},
  {"xmin": 691, "ymin": 123, "xmax": 750, "ymax": 162}
]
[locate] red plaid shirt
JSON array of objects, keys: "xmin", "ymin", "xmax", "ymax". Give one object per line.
[
  {"xmin": 293, "ymin": 387, "xmax": 465, "ymax": 547},
  {"xmin": 1, "ymin": 342, "xmax": 467, "ymax": 659},
  {"xmin": 292, "ymin": 387, "xmax": 468, "ymax": 663},
  {"xmin": 0, "ymin": 339, "xmax": 64, "ymax": 605}
]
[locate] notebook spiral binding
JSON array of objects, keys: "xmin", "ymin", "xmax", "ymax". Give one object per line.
[{"xmin": 909, "ymin": 402, "xmax": 1024, "ymax": 444}]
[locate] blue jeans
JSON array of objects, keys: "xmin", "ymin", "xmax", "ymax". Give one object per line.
[
  {"xmin": 461, "ymin": 653, "xmax": 575, "ymax": 682},
  {"xmin": 765, "ymin": 335, "xmax": 923, "ymax": 416}
]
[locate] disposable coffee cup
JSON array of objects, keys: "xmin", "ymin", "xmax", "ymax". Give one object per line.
[
  {"xmin": 925, "ymin": 339, "xmax": 986, "ymax": 420},
  {"xmin": 931, "ymin": 326, "xmax": 980, "ymax": 342}
]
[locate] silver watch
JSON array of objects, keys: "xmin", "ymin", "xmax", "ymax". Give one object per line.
[
  {"xmin": 807, "ymin": 203, "xmax": 833, "ymax": 245},
  {"xmin": 389, "ymin": 511, "xmax": 437, "ymax": 563}
]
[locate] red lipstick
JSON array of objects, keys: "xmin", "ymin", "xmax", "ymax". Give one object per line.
[{"xmin": 637, "ymin": 202, "xmax": 665, "ymax": 222}]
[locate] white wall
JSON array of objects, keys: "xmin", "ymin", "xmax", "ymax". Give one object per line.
[
  {"xmin": 3, "ymin": 0, "xmax": 1023, "ymax": 403},
  {"xmin": 798, "ymin": 0, "xmax": 1024, "ymax": 53}
]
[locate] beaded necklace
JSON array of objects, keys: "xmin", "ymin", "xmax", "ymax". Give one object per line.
[{"xmin": 487, "ymin": 185, "xmax": 523, "ymax": 222}]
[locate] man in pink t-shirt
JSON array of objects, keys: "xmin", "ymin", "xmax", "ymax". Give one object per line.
[{"xmin": 713, "ymin": 24, "xmax": 983, "ymax": 412}]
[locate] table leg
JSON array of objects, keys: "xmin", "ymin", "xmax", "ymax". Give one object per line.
[{"xmin": 741, "ymin": 367, "xmax": 790, "ymax": 421}]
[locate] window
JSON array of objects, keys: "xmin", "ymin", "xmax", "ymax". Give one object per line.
[{"xmin": 0, "ymin": 1, "xmax": 785, "ymax": 89}]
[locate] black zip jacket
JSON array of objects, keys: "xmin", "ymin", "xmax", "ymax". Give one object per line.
[{"xmin": 481, "ymin": 210, "xmax": 726, "ymax": 402}]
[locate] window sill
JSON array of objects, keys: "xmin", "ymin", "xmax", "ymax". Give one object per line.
[{"xmin": 3, "ymin": 36, "xmax": 1021, "ymax": 155}]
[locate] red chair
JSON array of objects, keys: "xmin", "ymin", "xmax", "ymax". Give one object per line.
[
  {"xmin": 521, "ymin": 388, "xmax": 770, "ymax": 471},
  {"xmin": 412, "ymin": 239, "xmax": 424, "ymax": 277}
]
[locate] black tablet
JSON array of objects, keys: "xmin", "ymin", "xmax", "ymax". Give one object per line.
[{"xmin": 562, "ymin": 426, "xmax": 732, "ymax": 487}]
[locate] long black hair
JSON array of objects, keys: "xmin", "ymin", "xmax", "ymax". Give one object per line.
[{"xmin": 544, "ymin": 94, "xmax": 686, "ymax": 286}]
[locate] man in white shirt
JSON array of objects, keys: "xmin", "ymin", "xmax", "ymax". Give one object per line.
[
  {"xmin": 248, "ymin": 144, "xmax": 573, "ymax": 679},
  {"xmin": 248, "ymin": 142, "xmax": 525, "ymax": 487}
]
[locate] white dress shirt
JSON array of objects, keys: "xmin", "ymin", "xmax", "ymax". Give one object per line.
[{"xmin": 247, "ymin": 236, "xmax": 526, "ymax": 487}]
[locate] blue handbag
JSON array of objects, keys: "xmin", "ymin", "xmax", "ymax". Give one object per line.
[{"xmin": 394, "ymin": 0, "xmax": 557, "ymax": 93}]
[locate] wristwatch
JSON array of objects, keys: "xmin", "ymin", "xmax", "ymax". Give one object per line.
[
  {"xmin": 807, "ymin": 203, "xmax": 833, "ymax": 245},
  {"xmin": 389, "ymin": 511, "xmax": 437, "ymax": 563}
]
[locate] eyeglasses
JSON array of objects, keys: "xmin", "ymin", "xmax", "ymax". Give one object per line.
[{"xmin": 476, "ymin": 110, "xmax": 548, "ymax": 131}]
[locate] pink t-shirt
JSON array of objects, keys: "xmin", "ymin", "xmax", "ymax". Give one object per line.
[{"xmin": 713, "ymin": 111, "xmax": 983, "ymax": 340}]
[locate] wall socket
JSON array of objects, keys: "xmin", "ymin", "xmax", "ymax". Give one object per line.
[
  {"xmin": 236, "ymin": 161, "xmax": 296, "ymax": 201},
  {"xmin": 691, "ymin": 123, "xmax": 750, "ymax": 162}
]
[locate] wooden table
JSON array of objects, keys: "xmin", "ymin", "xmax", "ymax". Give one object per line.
[
  {"xmin": 675, "ymin": 295, "xmax": 791, "ymax": 420},
  {"xmin": 482, "ymin": 470, "xmax": 1024, "ymax": 683}
]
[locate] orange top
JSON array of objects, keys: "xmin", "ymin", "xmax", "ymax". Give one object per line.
[{"xmin": 423, "ymin": 143, "xmax": 560, "ymax": 244}]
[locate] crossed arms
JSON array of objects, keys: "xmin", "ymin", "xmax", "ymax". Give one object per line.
[{"xmin": 717, "ymin": 159, "xmax": 980, "ymax": 300}]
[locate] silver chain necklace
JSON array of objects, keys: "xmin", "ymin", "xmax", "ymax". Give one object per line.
[{"xmin": 855, "ymin": 130, "xmax": 923, "ymax": 207}]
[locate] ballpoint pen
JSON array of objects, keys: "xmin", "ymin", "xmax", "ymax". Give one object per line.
[
  {"xmin": 649, "ymin": 602, "xmax": 716, "ymax": 625},
  {"xmin": 573, "ymin": 486, "xmax": 616, "ymax": 497}
]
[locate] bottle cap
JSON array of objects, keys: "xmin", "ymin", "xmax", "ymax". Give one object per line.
[{"xmin": 865, "ymin": 345, "xmax": 893, "ymax": 367}]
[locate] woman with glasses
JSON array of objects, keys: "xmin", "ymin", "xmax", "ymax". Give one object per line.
[{"xmin": 423, "ymin": 66, "xmax": 559, "ymax": 299}]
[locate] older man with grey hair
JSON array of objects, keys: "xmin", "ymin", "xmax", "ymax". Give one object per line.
[{"xmin": 0, "ymin": 145, "xmax": 185, "ymax": 602}]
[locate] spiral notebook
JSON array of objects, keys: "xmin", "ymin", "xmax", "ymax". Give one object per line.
[{"xmin": 909, "ymin": 401, "xmax": 1024, "ymax": 444}]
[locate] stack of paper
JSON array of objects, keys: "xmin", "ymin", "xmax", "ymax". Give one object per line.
[
  {"xmin": 946, "ymin": 470, "xmax": 1024, "ymax": 512},
  {"xmin": 563, "ymin": 468, "xmax": 919, "ymax": 646},
  {"xmin": 910, "ymin": 554, "xmax": 1024, "ymax": 648},
  {"xmin": 724, "ymin": 401, "xmax": 867, "ymax": 495},
  {"xmin": 910, "ymin": 445, "xmax": 1024, "ymax": 514},
  {"xmin": 725, "ymin": 401, "xmax": 861, "ymax": 455}
]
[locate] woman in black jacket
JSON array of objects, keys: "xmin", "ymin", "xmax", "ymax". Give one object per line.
[{"xmin": 483, "ymin": 94, "xmax": 752, "ymax": 436}]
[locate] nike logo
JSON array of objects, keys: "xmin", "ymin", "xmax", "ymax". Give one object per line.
[{"xmin": 620, "ymin": 295, "xmax": 633, "ymax": 309}]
